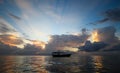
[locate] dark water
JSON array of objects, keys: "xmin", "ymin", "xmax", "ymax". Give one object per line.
[{"xmin": 0, "ymin": 53, "xmax": 120, "ymax": 73}]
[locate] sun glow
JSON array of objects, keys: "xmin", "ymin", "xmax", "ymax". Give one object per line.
[
  {"xmin": 29, "ymin": 31, "xmax": 51, "ymax": 43},
  {"xmin": 32, "ymin": 40, "xmax": 46, "ymax": 50},
  {"xmin": 63, "ymin": 47, "xmax": 79, "ymax": 52},
  {"xmin": 92, "ymin": 31, "xmax": 100, "ymax": 42}
]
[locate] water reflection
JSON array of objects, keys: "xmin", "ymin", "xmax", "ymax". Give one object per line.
[
  {"xmin": 0, "ymin": 54, "xmax": 120, "ymax": 73},
  {"xmin": 46, "ymin": 54, "xmax": 120, "ymax": 73},
  {"xmin": 0, "ymin": 56, "xmax": 48, "ymax": 73},
  {"xmin": 46, "ymin": 56, "xmax": 82, "ymax": 73},
  {"xmin": 91, "ymin": 56, "xmax": 104, "ymax": 73},
  {"xmin": 46, "ymin": 55, "xmax": 104, "ymax": 73}
]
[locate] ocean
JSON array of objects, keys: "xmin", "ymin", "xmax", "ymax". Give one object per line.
[{"xmin": 0, "ymin": 52, "xmax": 120, "ymax": 73}]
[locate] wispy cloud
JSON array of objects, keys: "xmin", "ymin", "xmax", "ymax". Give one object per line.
[
  {"xmin": 8, "ymin": 12, "xmax": 21, "ymax": 20},
  {"xmin": 0, "ymin": 17, "xmax": 27, "ymax": 48},
  {"xmin": 0, "ymin": 17, "xmax": 16, "ymax": 33},
  {"xmin": 90, "ymin": 8, "xmax": 120, "ymax": 25}
]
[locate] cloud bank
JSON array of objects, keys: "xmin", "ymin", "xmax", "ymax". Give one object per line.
[
  {"xmin": 45, "ymin": 32, "xmax": 90, "ymax": 53},
  {"xmin": 92, "ymin": 26, "xmax": 119, "ymax": 44},
  {"xmin": 91, "ymin": 26, "xmax": 120, "ymax": 51},
  {"xmin": 0, "ymin": 17, "xmax": 46, "ymax": 54}
]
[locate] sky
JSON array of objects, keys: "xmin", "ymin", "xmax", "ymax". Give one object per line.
[{"xmin": 0, "ymin": 0, "xmax": 120, "ymax": 53}]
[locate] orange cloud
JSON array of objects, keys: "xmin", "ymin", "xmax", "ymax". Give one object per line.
[
  {"xmin": 91, "ymin": 31, "xmax": 100, "ymax": 42},
  {"xmin": 0, "ymin": 33, "xmax": 47, "ymax": 50},
  {"xmin": 91, "ymin": 26, "xmax": 119, "ymax": 44},
  {"xmin": 0, "ymin": 34, "xmax": 24, "ymax": 48},
  {"xmin": 31, "ymin": 40, "xmax": 46, "ymax": 50}
]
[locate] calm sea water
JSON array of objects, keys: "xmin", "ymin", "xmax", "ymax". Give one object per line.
[{"xmin": 0, "ymin": 53, "xmax": 120, "ymax": 73}]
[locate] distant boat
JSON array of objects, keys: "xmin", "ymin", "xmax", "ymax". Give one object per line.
[{"xmin": 52, "ymin": 51, "xmax": 71, "ymax": 57}]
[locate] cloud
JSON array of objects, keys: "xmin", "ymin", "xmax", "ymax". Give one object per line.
[
  {"xmin": 0, "ymin": 17, "xmax": 25, "ymax": 48},
  {"xmin": 0, "ymin": 37, "xmax": 46, "ymax": 55},
  {"xmin": 81, "ymin": 28, "xmax": 87, "ymax": 34},
  {"xmin": 79, "ymin": 41, "xmax": 107, "ymax": 51},
  {"xmin": 0, "ymin": 34, "xmax": 24, "ymax": 48},
  {"xmin": 104, "ymin": 8, "xmax": 120, "ymax": 22},
  {"xmin": 102, "ymin": 43, "xmax": 120, "ymax": 51},
  {"xmin": 15, "ymin": 0, "xmax": 37, "ymax": 15},
  {"xmin": 30, "ymin": 40, "xmax": 46, "ymax": 49},
  {"xmin": 90, "ymin": 18, "xmax": 109, "ymax": 25},
  {"xmin": 0, "ymin": 17, "xmax": 46, "ymax": 53},
  {"xmin": 0, "ymin": 42, "xmax": 20, "ymax": 55},
  {"xmin": 0, "ymin": 41, "xmax": 45, "ymax": 55},
  {"xmin": 90, "ymin": 26, "xmax": 120, "ymax": 51},
  {"xmin": 16, "ymin": 44, "xmax": 45, "ymax": 55},
  {"xmin": 91, "ymin": 8, "xmax": 120, "ymax": 25},
  {"xmin": 8, "ymin": 12, "xmax": 21, "ymax": 20},
  {"xmin": 79, "ymin": 26, "xmax": 120, "ymax": 52},
  {"xmin": 15, "ymin": 0, "xmax": 62, "ymax": 23},
  {"xmin": 92, "ymin": 26, "xmax": 119, "ymax": 44},
  {"xmin": 0, "ymin": 17, "xmax": 16, "ymax": 33},
  {"xmin": 45, "ymin": 33, "xmax": 90, "ymax": 53}
]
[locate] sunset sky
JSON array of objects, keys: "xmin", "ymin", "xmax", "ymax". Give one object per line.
[{"xmin": 0, "ymin": 0, "xmax": 120, "ymax": 52}]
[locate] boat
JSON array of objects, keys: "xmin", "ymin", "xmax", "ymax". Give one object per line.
[{"xmin": 52, "ymin": 51, "xmax": 71, "ymax": 57}]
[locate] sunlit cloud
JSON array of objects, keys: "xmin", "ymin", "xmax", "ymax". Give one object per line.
[
  {"xmin": 0, "ymin": 34, "xmax": 24, "ymax": 48},
  {"xmin": 31, "ymin": 40, "xmax": 46, "ymax": 50},
  {"xmin": 91, "ymin": 30, "xmax": 100, "ymax": 42},
  {"xmin": 91, "ymin": 26, "xmax": 120, "ymax": 44}
]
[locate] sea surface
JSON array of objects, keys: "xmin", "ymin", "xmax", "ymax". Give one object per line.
[{"xmin": 0, "ymin": 52, "xmax": 120, "ymax": 73}]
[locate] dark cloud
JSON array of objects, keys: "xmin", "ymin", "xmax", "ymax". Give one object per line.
[
  {"xmin": 0, "ymin": 42, "xmax": 20, "ymax": 55},
  {"xmin": 102, "ymin": 43, "xmax": 120, "ymax": 51},
  {"xmin": 81, "ymin": 28, "xmax": 87, "ymax": 34},
  {"xmin": 8, "ymin": 13, "xmax": 21, "ymax": 20},
  {"xmin": 100, "ymin": 43, "xmax": 120, "ymax": 51},
  {"xmin": 79, "ymin": 41, "xmax": 107, "ymax": 51},
  {"xmin": 45, "ymin": 33, "xmax": 90, "ymax": 53},
  {"xmin": 90, "ymin": 26, "xmax": 120, "ymax": 51},
  {"xmin": 90, "ymin": 18, "xmax": 109, "ymax": 25},
  {"xmin": 90, "ymin": 8, "xmax": 120, "ymax": 25},
  {"xmin": 0, "ymin": 42, "xmax": 44, "ymax": 55},
  {"xmin": 16, "ymin": 44, "xmax": 45, "ymax": 55},
  {"xmin": 94, "ymin": 26, "xmax": 119, "ymax": 44},
  {"xmin": 104, "ymin": 8, "xmax": 120, "ymax": 22}
]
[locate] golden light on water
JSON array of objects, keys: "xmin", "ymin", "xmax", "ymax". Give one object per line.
[{"xmin": 92, "ymin": 56, "xmax": 103, "ymax": 73}]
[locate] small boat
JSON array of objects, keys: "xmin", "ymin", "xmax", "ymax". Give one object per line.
[{"xmin": 52, "ymin": 51, "xmax": 71, "ymax": 57}]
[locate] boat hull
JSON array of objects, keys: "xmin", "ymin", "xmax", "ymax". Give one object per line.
[{"xmin": 52, "ymin": 54, "xmax": 71, "ymax": 57}]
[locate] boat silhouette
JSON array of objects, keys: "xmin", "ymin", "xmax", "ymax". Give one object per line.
[{"xmin": 52, "ymin": 51, "xmax": 71, "ymax": 57}]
